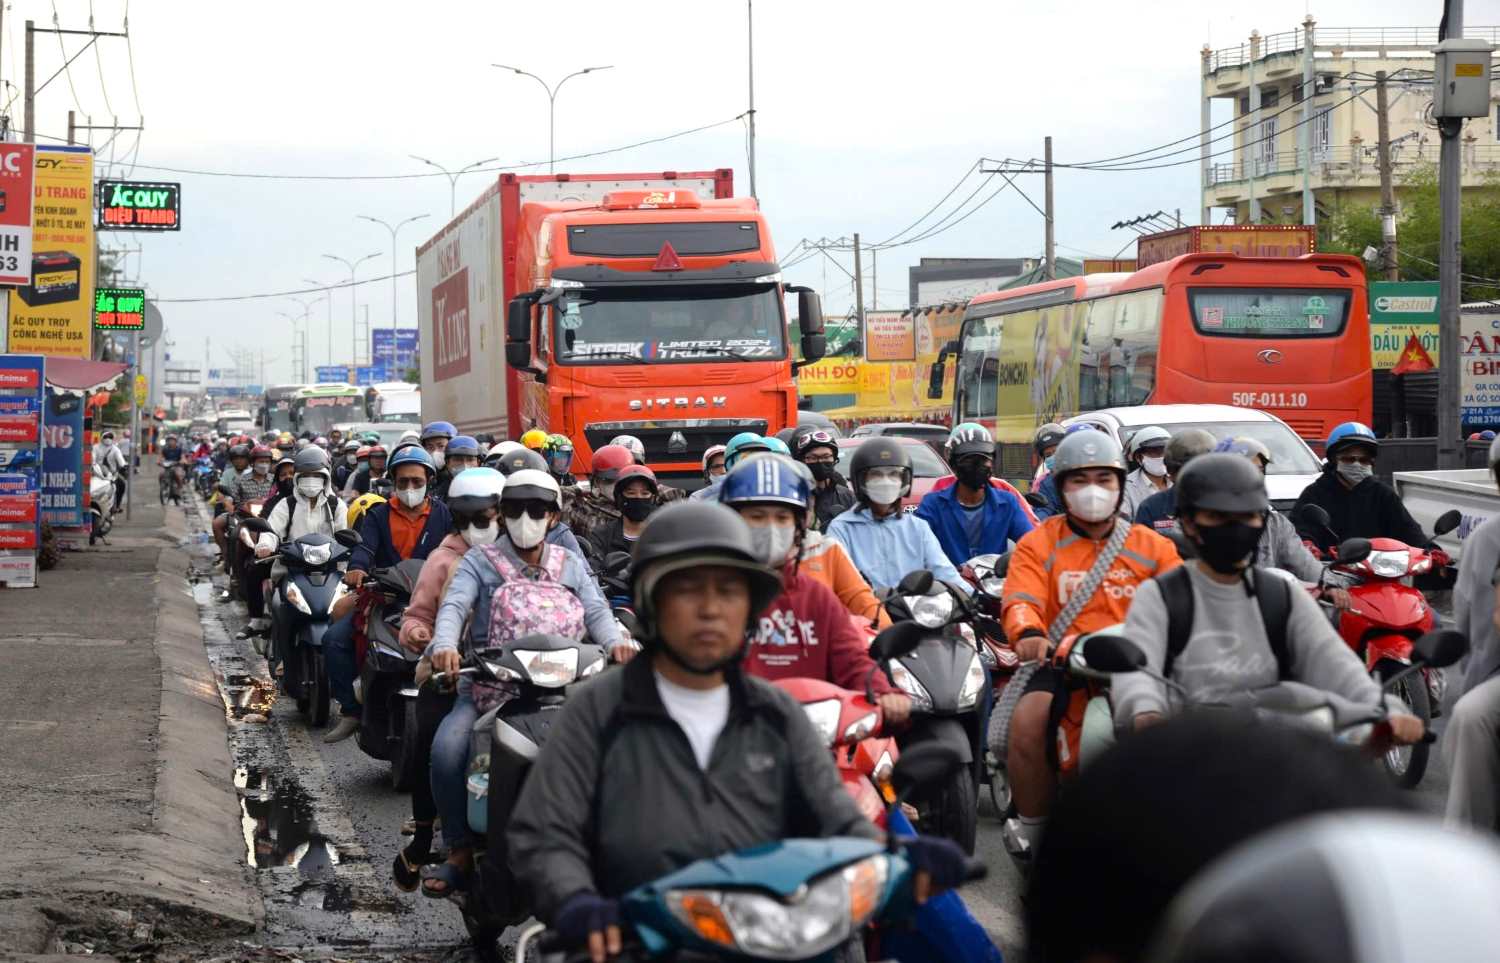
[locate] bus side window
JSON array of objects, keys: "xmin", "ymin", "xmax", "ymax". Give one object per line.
[
  {"xmin": 959, "ymin": 317, "xmax": 999, "ymax": 420},
  {"xmin": 1111, "ymin": 290, "xmax": 1162, "ymax": 406},
  {"xmin": 1078, "ymin": 298, "xmax": 1115, "ymax": 412}
]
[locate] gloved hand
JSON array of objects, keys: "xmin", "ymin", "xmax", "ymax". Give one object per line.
[
  {"xmin": 901, "ymin": 834, "xmax": 969, "ymax": 904},
  {"xmin": 554, "ymin": 890, "xmax": 622, "ymax": 963}
]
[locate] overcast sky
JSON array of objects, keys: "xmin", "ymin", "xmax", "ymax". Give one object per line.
[{"xmin": 0, "ymin": 0, "xmax": 1454, "ymax": 384}]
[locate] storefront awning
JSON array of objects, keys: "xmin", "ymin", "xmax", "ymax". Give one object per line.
[{"xmin": 42, "ymin": 357, "xmax": 128, "ymax": 396}]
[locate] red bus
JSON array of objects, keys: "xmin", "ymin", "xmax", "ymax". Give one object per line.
[{"xmin": 933, "ymin": 252, "xmax": 1370, "ymax": 481}]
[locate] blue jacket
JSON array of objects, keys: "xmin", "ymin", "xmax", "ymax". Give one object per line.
[
  {"xmin": 825, "ymin": 505, "xmax": 968, "ymax": 593},
  {"xmin": 1133, "ymin": 487, "xmax": 1177, "ymax": 536},
  {"xmin": 915, "ymin": 483, "xmax": 1034, "ymax": 568},
  {"xmin": 1031, "ymin": 472, "xmax": 1063, "ymax": 520},
  {"xmin": 349, "ymin": 498, "xmax": 453, "ymax": 573}
]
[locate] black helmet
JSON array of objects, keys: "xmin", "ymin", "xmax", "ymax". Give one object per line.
[
  {"xmin": 1034, "ymin": 423, "xmax": 1066, "ymax": 458},
  {"xmin": 493, "ymin": 447, "xmax": 547, "ymax": 477},
  {"xmin": 631, "ymin": 502, "xmax": 782, "ymax": 632},
  {"xmin": 1174, "ymin": 453, "xmax": 1269, "ymax": 517},
  {"xmin": 1164, "ymin": 428, "xmax": 1217, "ymax": 476},
  {"xmin": 950, "ymin": 423, "xmax": 996, "ymax": 462},
  {"xmin": 850, "ymin": 437, "xmax": 912, "ymax": 499},
  {"xmin": 229, "ymin": 443, "xmax": 251, "ymax": 460}
]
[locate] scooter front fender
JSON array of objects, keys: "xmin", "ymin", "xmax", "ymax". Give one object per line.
[
  {"xmin": 1365, "ymin": 633, "xmax": 1414, "ymax": 670},
  {"xmin": 903, "ymin": 715, "xmax": 973, "ymax": 765}
]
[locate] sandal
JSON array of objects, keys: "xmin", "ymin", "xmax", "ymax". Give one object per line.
[
  {"xmin": 393, "ymin": 846, "xmax": 429, "ymax": 893},
  {"xmin": 420, "ymin": 860, "xmax": 469, "ymax": 899}
]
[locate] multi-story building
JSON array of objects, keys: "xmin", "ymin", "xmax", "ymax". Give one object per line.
[{"xmin": 1200, "ymin": 18, "xmax": 1500, "ymax": 227}]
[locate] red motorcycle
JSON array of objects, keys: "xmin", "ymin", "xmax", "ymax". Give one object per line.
[
  {"xmin": 775, "ymin": 677, "xmax": 898, "ymax": 827},
  {"xmin": 1314, "ymin": 508, "xmax": 1461, "ymax": 788}
]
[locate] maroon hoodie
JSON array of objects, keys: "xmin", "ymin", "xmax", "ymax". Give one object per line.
[{"xmin": 741, "ymin": 567, "xmax": 896, "ymax": 695}]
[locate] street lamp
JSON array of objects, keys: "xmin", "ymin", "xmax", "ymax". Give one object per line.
[
  {"xmin": 491, "ymin": 63, "xmax": 614, "ymax": 173},
  {"xmin": 410, "ymin": 155, "xmax": 499, "ymax": 216},
  {"xmin": 293, "ymin": 289, "xmax": 331, "ymax": 372},
  {"xmin": 277, "ymin": 310, "xmax": 310, "ymax": 383},
  {"xmin": 321, "ymin": 253, "xmax": 382, "ymax": 372},
  {"xmin": 357, "ymin": 213, "xmax": 429, "ymax": 379}
]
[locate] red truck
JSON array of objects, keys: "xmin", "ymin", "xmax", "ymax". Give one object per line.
[{"xmin": 415, "ymin": 170, "xmax": 825, "ymax": 485}]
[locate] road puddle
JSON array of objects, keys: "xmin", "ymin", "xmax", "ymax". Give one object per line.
[
  {"xmin": 222, "ymin": 672, "xmax": 276, "ymax": 720},
  {"xmin": 236, "ymin": 765, "xmax": 342, "ymax": 877}
]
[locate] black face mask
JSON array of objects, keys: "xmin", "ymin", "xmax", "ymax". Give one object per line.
[
  {"xmin": 955, "ymin": 461, "xmax": 991, "ymax": 490},
  {"xmin": 620, "ymin": 497, "xmax": 656, "ymax": 523},
  {"xmin": 808, "ymin": 462, "xmax": 837, "ymax": 484},
  {"xmin": 1191, "ymin": 520, "xmax": 1266, "ymax": 574},
  {"xmin": 276, "ymin": 477, "xmax": 293, "ymax": 497}
]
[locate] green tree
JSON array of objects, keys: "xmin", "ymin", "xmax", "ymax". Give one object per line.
[{"xmin": 1324, "ymin": 165, "xmax": 1500, "ymax": 300}]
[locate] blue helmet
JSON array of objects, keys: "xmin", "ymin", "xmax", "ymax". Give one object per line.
[
  {"xmin": 447, "ymin": 434, "xmax": 481, "ymax": 457},
  {"xmin": 718, "ymin": 453, "xmax": 810, "ymax": 510},
  {"xmin": 420, "ymin": 421, "xmax": 457, "ymax": 443},
  {"xmin": 763, "ymin": 436, "xmax": 791, "ymax": 456},
  {"xmin": 1325, "ymin": 422, "xmax": 1377, "ymax": 460},
  {"xmin": 724, "ymin": 432, "xmax": 771, "ymax": 470},
  {"xmin": 388, "ymin": 445, "xmax": 436, "ymax": 477}
]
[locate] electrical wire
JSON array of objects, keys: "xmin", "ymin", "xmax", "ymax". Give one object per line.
[
  {"xmin": 89, "ymin": 0, "xmax": 115, "ymax": 119},
  {"xmin": 868, "ymin": 160, "xmax": 981, "ymax": 248},
  {"xmin": 50, "ymin": 1, "xmax": 87, "ymax": 115},
  {"xmin": 119, "ymin": 114, "xmax": 748, "ymax": 181},
  {"xmin": 154, "ymin": 269, "xmax": 417, "ymax": 304}
]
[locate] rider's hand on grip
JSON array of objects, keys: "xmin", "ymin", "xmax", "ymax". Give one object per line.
[
  {"xmin": 430, "ymin": 648, "xmax": 460, "ymax": 681},
  {"xmin": 1014, "ymin": 630, "xmax": 1047, "ymax": 663},
  {"xmin": 901, "ymin": 834, "xmax": 971, "ymax": 904},
  {"xmin": 553, "ymin": 891, "xmax": 622, "ymax": 963},
  {"xmin": 254, "ymin": 544, "xmax": 272, "ymax": 558}
]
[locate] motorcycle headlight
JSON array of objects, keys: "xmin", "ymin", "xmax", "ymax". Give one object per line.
[
  {"xmin": 328, "ymin": 582, "xmax": 351, "ymax": 615},
  {"xmin": 801, "ymin": 699, "xmax": 842, "ymax": 747},
  {"xmin": 906, "ymin": 592, "xmax": 954, "ymax": 629},
  {"xmin": 1368, "ymin": 550, "xmax": 1410, "ymax": 578},
  {"xmin": 479, "ymin": 656, "xmax": 523, "ymax": 682},
  {"xmin": 284, "ymin": 583, "xmax": 313, "ymax": 616},
  {"xmin": 666, "ymin": 855, "xmax": 889, "ymax": 959},
  {"xmin": 980, "ymin": 576, "xmax": 1006, "ymax": 597},
  {"xmin": 873, "ymin": 750, "xmax": 896, "ymax": 802},
  {"xmin": 889, "ymin": 659, "xmax": 933, "ymax": 712},
  {"xmin": 843, "ymin": 711, "xmax": 878, "ymax": 744},
  {"xmin": 579, "ymin": 655, "xmax": 607, "ymax": 678},
  {"xmin": 302, "ymin": 543, "xmax": 331, "ymax": 566},
  {"xmin": 957, "ymin": 651, "xmax": 986, "ymax": 710},
  {"xmin": 512, "ymin": 648, "xmax": 579, "ymax": 687}
]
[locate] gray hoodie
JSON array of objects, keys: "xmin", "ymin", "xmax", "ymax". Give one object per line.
[{"xmin": 1452, "ymin": 513, "xmax": 1500, "ymax": 704}]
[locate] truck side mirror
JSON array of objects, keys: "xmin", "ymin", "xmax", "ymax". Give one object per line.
[
  {"xmin": 793, "ymin": 289, "xmax": 826, "ymax": 369},
  {"xmin": 506, "ymin": 298, "xmax": 532, "ymax": 345}
]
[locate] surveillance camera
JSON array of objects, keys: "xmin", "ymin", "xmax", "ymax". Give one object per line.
[{"xmin": 1362, "ymin": 245, "xmax": 1380, "ymax": 264}]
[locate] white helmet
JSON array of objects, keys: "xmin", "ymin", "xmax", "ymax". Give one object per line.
[
  {"xmin": 1127, "ymin": 425, "xmax": 1172, "ymax": 458},
  {"xmin": 447, "ymin": 467, "xmax": 507, "ymax": 517},
  {"xmin": 610, "ymin": 434, "xmax": 646, "ymax": 464},
  {"xmin": 486, "ymin": 440, "xmax": 524, "ymax": 464},
  {"xmin": 503, "ymin": 468, "xmax": 562, "ymax": 508}
]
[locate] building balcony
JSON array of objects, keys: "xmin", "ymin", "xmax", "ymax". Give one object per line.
[
  {"xmin": 1205, "ymin": 143, "xmax": 1500, "ymax": 202},
  {"xmin": 1206, "ymin": 25, "xmax": 1500, "ymax": 75}
]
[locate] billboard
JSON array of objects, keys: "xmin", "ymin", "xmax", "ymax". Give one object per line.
[
  {"xmin": 1370, "ymin": 281, "xmax": 1439, "ymax": 370},
  {"xmin": 0, "ymin": 353, "xmax": 43, "ymax": 587},
  {"xmin": 0, "ymin": 143, "xmax": 35, "ymax": 286},
  {"xmin": 864, "ymin": 311, "xmax": 916, "ymax": 363},
  {"xmin": 96, "ymin": 180, "xmax": 181, "ymax": 231},
  {"xmin": 1462, "ymin": 311, "xmax": 1500, "ymax": 427},
  {"xmin": 94, "ymin": 287, "xmax": 147, "ymax": 331},
  {"xmin": 1136, "ymin": 225, "xmax": 1315, "ymax": 268},
  {"xmin": 40, "ymin": 387, "xmax": 85, "ymax": 527},
  {"xmin": 372, "ymin": 328, "xmax": 418, "ymax": 369},
  {"xmin": 6, "ymin": 146, "xmax": 94, "ymax": 358}
]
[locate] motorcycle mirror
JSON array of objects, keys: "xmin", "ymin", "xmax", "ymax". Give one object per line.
[
  {"xmin": 1024, "ymin": 491, "xmax": 1048, "ymax": 509},
  {"xmin": 334, "ymin": 529, "xmax": 363, "ymax": 548},
  {"xmin": 238, "ymin": 516, "xmax": 273, "ymax": 534},
  {"xmin": 1413, "ymin": 628, "xmax": 1468, "ymax": 669},
  {"xmin": 896, "ymin": 569, "xmax": 934, "ymax": 596},
  {"xmin": 1294, "ymin": 503, "xmax": 1332, "ymax": 530},
  {"xmin": 613, "ymin": 607, "xmax": 643, "ymax": 641},
  {"xmin": 993, "ymin": 551, "xmax": 1011, "ymax": 577},
  {"xmin": 1433, "ymin": 509, "xmax": 1462, "ymax": 537},
  {"xmin": 1335, "ymin": 537, "xmax": 1371, "ymax": 565},
  {"xmin": 868, "ymin": 621, "xmax": 926, "ymax": 662},
  {"xmin": 604, "ymin": 551, "xmax": 633, "ymax": 574},
  {"xmin": 1079, "ymin": 632, "xmax": 1147, "ymax": 673},
  {"xmin": 890, "ymin": 742, "xmax": 965, "ymax": 804}
]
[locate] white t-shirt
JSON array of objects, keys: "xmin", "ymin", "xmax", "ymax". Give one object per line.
[{"xmin": 654, "ymin": 670, "xmax": 730, "ymax": 771}]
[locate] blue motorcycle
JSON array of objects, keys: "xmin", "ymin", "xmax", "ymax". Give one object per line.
[{"xmin": 515, "ymin": 742, "xmax": 988, "ymax": 963}]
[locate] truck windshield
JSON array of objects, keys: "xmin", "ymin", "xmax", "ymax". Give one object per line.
[{"xmin": 553, "ymin": 282, "xmax": 785, "ymax": 364}]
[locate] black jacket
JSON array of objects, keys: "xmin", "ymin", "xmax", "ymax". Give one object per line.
[
  {"xmin": 507, "ymin": 655, "xmax": 879, "ymax": 922},
  {"xmin": 811, "ymin": 476, "xmax": 856, "ymax": 532},
  {"xmin": 585, "ymin": 518, "xmax": 634, "ymax": 565},
  {"xmin": 1293, "ymin": 469, "xmax": 1428, "ymax": 553}
]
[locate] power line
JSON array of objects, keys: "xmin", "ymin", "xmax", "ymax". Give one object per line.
[
  {"xmin": 868, "ymin": 160, "xmax": 981, "ymax": 248},
  {"xmin": 122, "ymin": 0, "xmax": 144, "ymax": 117},
  {"xmin": 88, "ymin": 0, "xmax": 115, "ymax": 119},
  {"xmin": 154, "ymin": 269, "xmax": 417, "ymax": 305},
  {"xmin": 50, "ymin": 1, "xmax": 87, "ymax": 115}
]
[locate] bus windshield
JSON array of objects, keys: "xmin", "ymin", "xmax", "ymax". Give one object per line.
[
  {"xmin": 294, "ymin": 395, "xmax": 363, "ymax": 434},
  {"xmin": 552, "ymin": 282, "xmax": 785, "ymax": 364},
  {"xmin": 263, "ymin": 399, "xmax": 295, "ymax": 432}
]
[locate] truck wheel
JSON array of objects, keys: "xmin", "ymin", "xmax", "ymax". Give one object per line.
[
  {"xmin": 1375, "ymin": 658, "xmax": 1430, "ymax": 789},
  {"xmin": 390, "ymin": 698, "xmax": 420, "ymax": 792}
]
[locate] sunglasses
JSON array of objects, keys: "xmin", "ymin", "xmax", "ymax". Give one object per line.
[{"xmin": 501, "ymin": 500, "xmax": 554, "ymax": 520}]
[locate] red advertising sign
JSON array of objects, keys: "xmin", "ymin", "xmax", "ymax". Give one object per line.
[
  {"xmin": 0, "ymin": 526, "xmax": 37, "ymax": 549},
  {"xmin": 0, "ymin": 495, "xmax": 36, "ymax": 522},
  {"xmin": 0, "ymin": 367, "xmax": 40, "ymax": 389},
  {"xmin": 0, "ymin": 143, "xmax": 35, "ymax": 286},
  {"xmin": 0, "ymin": 415, "xmax": 39, "ymax": 442},
  {"xmin": 431, "ymin": 268, "xmax": 472, "ymax": 381}
]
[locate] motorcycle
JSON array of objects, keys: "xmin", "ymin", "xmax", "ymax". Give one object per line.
[
  {"xmin": 159, "ymin": 460, "xmax": 186, "ymax": 505},
  {"xmin": 223, "ymin": 488, "xmax": 268, "ymax": 602},
  {"xmin": 958, "ymin": 552, "xmax": 1021, "ymax": 816},
  {"xmin": 431, "ymin": 630, "xmax": 608, "ymax": 962},
  {"xmin": 879, "ymin": 570, "xmax": 988, "ymax": 854},
  {"xmin": 353, "ymin": 558, "xmax": 425, "ymax": 790},
  {"xmin": 1305, "ymin": 507, "xmax": 1462, "ymax": 788},
  {"xmin": 513, "ymin": 741, "xmax": 987, "ymax": 963},
  {"xmin": 193, "ymin": 457, "xmax": 219, "ymax": 499},
  {"xmin": 88, "ymin": 474, "xmax": 115, "ymax": 545},
  {"xmin": 241, "ymin": 518, "xmax": 359, "ymax": 727}
]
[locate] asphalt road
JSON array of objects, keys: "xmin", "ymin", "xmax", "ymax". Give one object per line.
[{"xmin": 184, "ymin": 496, "xmax": 1455, "ymax": 962}]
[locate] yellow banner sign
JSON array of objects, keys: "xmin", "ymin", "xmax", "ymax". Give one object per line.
[{"xmin": 6, "ymin": 147, "xmax": 94, "ymax": 358}]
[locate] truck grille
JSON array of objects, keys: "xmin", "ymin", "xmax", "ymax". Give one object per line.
[{"xmin": 584, "ymin": 419, "xmax": 768, "ymax": 463}]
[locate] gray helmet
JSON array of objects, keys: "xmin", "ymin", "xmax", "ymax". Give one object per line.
[
  {"xmin": 1174, "ymin": 453, "xmax": 1270, "ymax": 517},
  {"xmin": 1164, "ymin": 428, "xmax": 1218, "ymax": 476},
  {"xmin": 293, "ymin": 446, "xmax": 330, "ymax": 474},
  {"xmin": 1051, "ymin": 429, "xmax": 1127, "ymax": 479}
]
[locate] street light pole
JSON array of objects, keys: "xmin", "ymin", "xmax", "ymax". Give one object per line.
[
  {"xmin": 291, "ymin": 291, "xmax": 329, "ymax": 373},
  {"xmin": 321, "ymin": 253, "xmax": 381, "ymax": 374},
  {"xmin": 410, "ymin": 156, "xmax": 500, "ymax": 217},
  {"xmin": 357, "ymin": 213, "xmax": 429, "ymax": 378},
  {"xmin": 492, "ymin": 63, "xmax": 614, "ymax": 173}
]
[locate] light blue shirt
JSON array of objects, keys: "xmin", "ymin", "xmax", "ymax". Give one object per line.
[{"xmin": 824, "ymin": 505, "xmax": 967, "ymax": 592}]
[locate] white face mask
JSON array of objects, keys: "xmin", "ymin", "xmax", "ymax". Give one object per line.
[
  {"xmin": 427, "ymin": 449, "xmax": 445, "ymax": 471},
  {"xmin": 399, "ymin": 486, "xmax": 427, "ymax": 508},
  {"xmin": 1141, "ymin": 456, "xmax": 1167, "ymax": 477},
  {"xmin": 747, "ymin": 522, "xmax": 796, "ymax": 566},
  {"xmin": 296, "ymin": 477, "xmax": 324, "ymax": 500},
  {"xmin": 864, "ymin": 477, "xmax": 904, "ymax": 507},
  {"xmin": 252, "ymin": 462, "xmax": 269, "ymax": 476},
  {"xmin": 506, "ymin": 513, "xmax": 549, "ymax": 550},
  {"xmin": 1065, "ymin": 484, "xmax": 1118, "ymax": 523},
  {"xmin": 463, "ymin": 521, "xmax": 498, "ymax": 547},
  {"xmin": 346, "ymin": 454, "xmax": 358, "ymax": 465}
]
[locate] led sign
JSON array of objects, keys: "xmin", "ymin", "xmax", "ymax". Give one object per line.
[{"xmin": 97, "ymin": 180, "xmax": 180, "ymax": 231}]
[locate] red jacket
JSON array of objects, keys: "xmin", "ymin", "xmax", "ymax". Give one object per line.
[{"xmin": 741, "ymin": 567, "xmax": 896, "ymax": 695}]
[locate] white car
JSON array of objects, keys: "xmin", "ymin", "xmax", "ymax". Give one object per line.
[{"xmin": 1060, "ymin": 404, "xmax": 1323, "ymax": 511}]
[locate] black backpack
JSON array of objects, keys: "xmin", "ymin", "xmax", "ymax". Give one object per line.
[{"xmin": 1156, "ymin": 566, "xmax": 1294, "ymax": 679}]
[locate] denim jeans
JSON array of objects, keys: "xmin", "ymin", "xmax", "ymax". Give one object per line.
[
  {"xmin": 431, "ymin": 688, "xmax": 480, "ymax": 850},
  {"xmin": 322, "ymin": 613, "xmax": 359, "ymax": 714}
]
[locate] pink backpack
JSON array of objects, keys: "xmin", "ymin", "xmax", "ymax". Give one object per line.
[{"xmin": 472, "ymin": 543, "xmax": 586, "ymax": 711}]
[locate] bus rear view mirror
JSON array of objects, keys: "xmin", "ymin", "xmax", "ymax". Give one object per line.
[{"xmin": 927, "ymin": 361, "xmax": 946, "ymax": 399}]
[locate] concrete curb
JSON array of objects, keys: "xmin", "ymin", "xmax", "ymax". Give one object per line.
[{"xmin": 91, "ymin": 507, "xmax": 261, "ymax": 932}]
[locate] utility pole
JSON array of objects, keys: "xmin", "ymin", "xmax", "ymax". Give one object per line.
[
  {"xmin": 747, "ymin": 0, "xmax": 757, "ymax": 198},
  {"xmin": 1436, "ymin": 0, "xmax": 1465, "ymax": 469},
  {"xmin": 871, "ymin": 249, "xmax": 877, "ymax": 311},
  {"xmin": 1043, "ymin": 136, "xmax": 1056, "ymax": 280},
  {"xmin": 126, "ymin": 331, "xmax": 138, "ymax": 520},
  {"xmin": 23, "ymin": 20, "xmax": 34, "ymax": 143},
  {"xmin": 852, "ymin": 232, "xmax": 865, "ymax": 335},
  {"xmin": 1375, "ymin": 71, "xmax": 1399, "ymax": 282}
]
